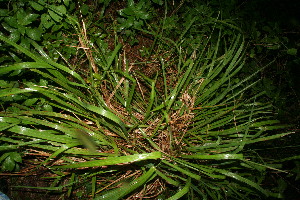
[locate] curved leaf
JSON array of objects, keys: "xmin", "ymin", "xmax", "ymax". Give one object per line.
[
  {"xmin": 166, "ymin": 178, "xmax": 191, "ymax": 200},
  {"xmin": 95, "ymin": 166, "xmax": 157, "ymax": 200},
  {"xmin": 56, "ymin": 152, "xmax": 162, "ymax": 168}
]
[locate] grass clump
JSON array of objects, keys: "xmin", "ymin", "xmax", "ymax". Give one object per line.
[{"xmin": 0, "ymin": 1, "xmax": 297, "ymax": 199}]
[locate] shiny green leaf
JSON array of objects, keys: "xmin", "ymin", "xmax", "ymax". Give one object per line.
[
  {"xmin": 56, "ymin": 152, "xmax": 162, "ymax": 168},
  {"xmin": 96, "ymin": 166, "xmax": 156, "ymax": 200},
  {"xmin": 181, "ymin": 154, "xmax": 243, "ymax": 160},
  {"xmin": 166, "ymin": 178, "xmax": 191, "ymax": 200}
]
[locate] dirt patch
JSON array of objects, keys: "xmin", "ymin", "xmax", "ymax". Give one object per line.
[{"xmin": 1, "ymin": 168, "xmax": 62, "ymax": 200}]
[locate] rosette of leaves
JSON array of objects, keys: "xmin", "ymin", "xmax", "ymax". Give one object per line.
[{"xmin": 0, "ymin": 17, "xmax": 293, "ymax": 200}]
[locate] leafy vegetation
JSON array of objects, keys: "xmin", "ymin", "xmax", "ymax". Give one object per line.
[{"xmin": 0, "ymin": 0, "xmax": 299, "ymax": 199}]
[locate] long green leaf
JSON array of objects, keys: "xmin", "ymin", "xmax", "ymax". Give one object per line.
[
  {"xmin": 161, "ymin": 160, "xmax": 201, "ymax": 180},
  {"xmin": 56, "ymin": 152, "xmax": 162, "ymax": 168},
  {"xmin": 95, "ymin": 166, "xmax": 156, "ymax": 200},
  {"xmin": 217, "ymin": 169, "xmax": 269, "ymax": 196},
  {"xmin": 181, "ymin": 154, "xmax": 243, "ymax": 160},
  {"xmin": 166, "ymin": 178, "xmax": 191, "ymax": 200}
]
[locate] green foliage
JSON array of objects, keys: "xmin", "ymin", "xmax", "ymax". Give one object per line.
[
  {"xmin": 0, "ymin": 29, "xmax": 289, "ymax": 199},
  {"xmin": 0, "ymin": 0, "xmax": 78, "ymax": 65},
  {"xmin": 0, "ymin": 152, "xmax": 22, "ymax": 172},
  {"xmin": 116, "ymin": 0, "xmax": 153, "ymax": 45},
  {"xmin": 0, "ymin": 0, "xmax": 299, "ymax": 199},
  {"xmin": 226, "ymin": 0, "xmax": 300, "ymax": 124},
  {"xmin": 1, "ymin": 1, "xmax": 72, "ymax": 43}
]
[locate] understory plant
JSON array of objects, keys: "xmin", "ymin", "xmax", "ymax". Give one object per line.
[{"xmin": 0, "ymin": 3, "xmax": 295, "ymax": 200}]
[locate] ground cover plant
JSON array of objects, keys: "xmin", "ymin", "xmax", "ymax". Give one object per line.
[{"xmin": 0, "ymin": 0, "xmax": 299, "ymax": 199}]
